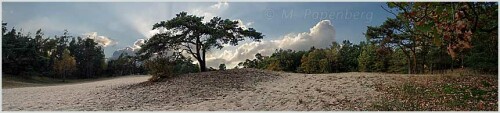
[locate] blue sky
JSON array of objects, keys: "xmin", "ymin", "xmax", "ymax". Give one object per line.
[{"xmin": 2, "ymin": 2, "xmax": 394, "ymax": 67}]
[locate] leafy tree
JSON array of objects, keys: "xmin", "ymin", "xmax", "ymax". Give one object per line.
[
  {"xmin": 326, "ymin": 42, "xmax": 341, "ymax": 72},
  {"xmin": 386, "ymin": 2, "xmax": 498, "ymax": 68},
  {"xmin": 266, "ymin": 49, "xmax": 306, "ymax": 72},
  {"xmin": 32, "ymin": 29, "xmax": 52, "ymax": 74},
  {"xmin": 358, "ymin": 43, "xmax": 377, "ymax": 72},
  {"xmin": 53, "ymin": 49, "xmax": 76, "ymax": 82},
  {"xmin": 427, "ymin": 45, "xmax": 454, "ymax": 73},
  {"xmin": 139, "ymin": 12, "xmax": 264, "ymax": 72},
  {"xmin": 1, "ymin": 24, "xmax": 55, "ymax": 76},
  {"xmin": 254, "ymin": 53, "xmax": 271, "ymax": 69},
  {"xmin": 388, "ymin": 48, "xmax": 408, "ymax": 73},
  {"xmin": 265, "ymin": 59, "xmax": 282, "ymax": 71},
  {"xmin": 68, "ymin": 37, "xmax": 106, "ymax": 78},
  {"xmin": 465, "ymin": 30, "xmax": 498, "ymax": 74},
  {"xmin": 319, "ymin": 59, "xmax": 331, "ymax": 73},
  {"xmin": 2, "ymin": 26, "xmax": 33, "ymax": 75},
  {"xmin": 365, "ymin": 17, "xmax": 418, "ymax": 73},
  {"xmin": 338, "ymin": 40, "xmax": 361, "ymax": 72},
  {"xmin": 299, "ymin": 49, "xmax": 327, "ymax": 74}
]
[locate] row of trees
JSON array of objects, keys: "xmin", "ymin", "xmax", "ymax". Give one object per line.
[
  {"xmin": 236, "ymin": 2, "xmax": 497, "ymax": 74},
  {"xmin": 238, "ymin": 35, "xmax": 493, "ymax": 74},
  {"xmin": 106, "ymin": 53, "xmax": 147, "ymax": 76},
  {"xmin": 236, "ymin": 41, "xmax": 362, "ymax": 73},
  {"xmin": 2, "ymin": 23, "xmax": 148, "ymax": 81}
]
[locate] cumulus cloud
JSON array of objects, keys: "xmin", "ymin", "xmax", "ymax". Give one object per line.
[
  {"xmin": 205, "ymin": 20, "xmax": 336, "ymax": 68},
  {"xmin": 82, "ymin": 32, "xmax": 116, "ymax": 47},
  {"xmin": 110, "ymin": 47, "xmax": 137, "ymax": 60},
  {"xmin": 191, "ymin": 1, "xmax": 229, "ymax": 22},
  {"xmin": 276, "ymin": 20, "xmax": 336, "ymax": 50},
  {"xmin": 110, "ymin": 39, "xmax": 146, "ymax": 60}
]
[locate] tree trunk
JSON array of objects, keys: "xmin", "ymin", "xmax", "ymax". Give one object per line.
[
  {"xmin": 63, "ymin": 70, "xmax": 66, "ymax": 82},
  {"xmin": 193, "ymin": 50, "xmax": 207, "ymax": 72},
  {"xmin": 430, "ymin": 63, "xmax": 433, "ymax": 74},
  {"xmin": 408, "ymin": 58, "xmax": 412, "ymax": 74},
  {"xmin": 199, "ymin": 60, "xmax": 207, "ymax": 72},
  {"xmin": 412, "ymin": 54, "xmax": 417, "ymax": 74},
  {"xmin": 460, "ymin": 54, "xmax": 464, "ymax": 69},
  {"xmin": 451, "ymin": 59, "xmax": 454, "ymax": 72},
  {"xmin": 400, "ymin": 47, "xmax": 412, "ymax": 74}
]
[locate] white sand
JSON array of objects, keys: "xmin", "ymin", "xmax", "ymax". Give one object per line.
[
  {"xmin": 3, "ymin": 69, "xmax": 399, "ymax": 111},
  {"xmin": 2, "ymin": 75, "xmax": 151, "ymax": 111}
]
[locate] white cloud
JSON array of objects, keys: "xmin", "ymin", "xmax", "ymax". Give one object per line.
[
  {"xmin": 205, "ymin": 20, "xmax": 336, "ymax": 68},
  {"xmin": 110, "ymin": 38, "xmax": 146, "ymax": 60},
  {"xmin": 82, "ymin": 32, "xmax": 116, "ymax": 47},
  {"xmin": 133, "ymin": 39, "xmax": 145, "ymax": 49},
  {"xmin": 190, "ymin": 1, "xmax": 229, "ymax": 22},
  {"xmin": 210, "ymin": 1, "xmax": 229, "ymax": 10},
  {"xmin": 277, "ymin": 20, "xmax": 336, "ymax": 50},
  {"xmin": 235, "ymin": 19, "xmax": 254, "ymax": 30},
  {"xmin": 110, "ymin": 47, "xmax": 137, "ymax": 60}
]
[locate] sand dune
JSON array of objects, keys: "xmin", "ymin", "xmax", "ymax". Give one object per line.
[{"xmin": 2, "ymin": 69, "xmax": 423, "ymax": 111}]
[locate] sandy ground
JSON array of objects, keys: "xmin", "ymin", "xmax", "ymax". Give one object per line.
[
  {"xmin": 3, "ymin": 69, "xmax": 413, "ymax": 111},
  {"xmin": 2, "ymin": 75, "xmax": 151, "ymax": 111}
]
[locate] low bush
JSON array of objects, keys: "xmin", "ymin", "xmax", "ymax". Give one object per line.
[
  {"xmin": 144, "ymin": 57, "xmax": 175, "ymax": 82},
  {"xmin": 144, "ymin": 54, "xmax": 199, "ymax": 82}
]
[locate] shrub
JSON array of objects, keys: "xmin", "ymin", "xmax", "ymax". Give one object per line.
[
  {"xmin": 219, "ymin": 64, "xmax": 226, "ymax": 71},
  {"xmin": 144, "ymin": 54, "xmax": 199, "ymax": 82},
  {"xmin": 144, "ymin": 56, "xmax": 175, "ymax": 82}
]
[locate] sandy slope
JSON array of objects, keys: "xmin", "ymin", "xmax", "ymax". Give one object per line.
[{"xmin": 3, "ymin": 69, "xmax": 405, "ymax": 111}]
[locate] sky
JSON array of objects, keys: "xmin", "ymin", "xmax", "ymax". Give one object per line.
[{"xmin": 2, "ymin": 2, "xmax": 395, "ymax": 68}]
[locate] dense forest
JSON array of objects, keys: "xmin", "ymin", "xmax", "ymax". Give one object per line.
[
  {"xmin": 1, "ymin": 23, "xmax": 148, "ymax": 81},
  {"xmin": 2, "ymin": 2, "xmax": 497, "ymax": 82}
]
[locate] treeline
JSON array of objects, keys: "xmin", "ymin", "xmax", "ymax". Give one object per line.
[
  {"xmin": 1, "ymin": 23, "xmax": 146, "ymax": 81},
  {"xmin": 106, "ymin": 53, "xmax": 147, "ymax": 76},
  {"xmin": 238, "ymin": 37, "xmax": 495, "ymax": 74},
  {"xmin": 236, "ymin": 3, "xmax": 497, "ymax": 74}
]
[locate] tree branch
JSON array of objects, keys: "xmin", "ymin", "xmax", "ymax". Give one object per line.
[{"xmin": 381, "ymin": 5, "xmax": 398, "ymax": 17}]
